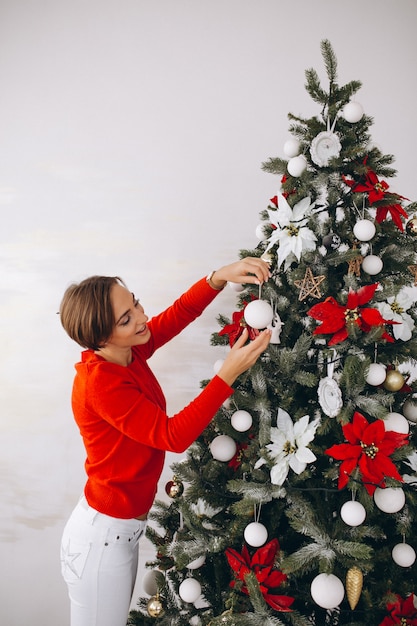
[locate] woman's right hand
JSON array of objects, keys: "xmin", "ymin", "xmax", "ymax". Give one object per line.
[{"xmin": 216, "ymin": 328, "xmax": 271, "ymax": 386}]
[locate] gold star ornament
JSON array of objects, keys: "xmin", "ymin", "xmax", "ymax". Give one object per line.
[{"xmin": 294, "ymin": 267, "xmax": 325, "ymax": 301}]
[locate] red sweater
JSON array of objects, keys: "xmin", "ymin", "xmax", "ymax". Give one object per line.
[{"xmin": 71, "ymin": 277, "xmax": 233, "ymax": 519}]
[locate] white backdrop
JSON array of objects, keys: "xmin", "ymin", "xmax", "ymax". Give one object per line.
[{"xmin": 1, "ymin": 1, "xmax": 416, "ymax": 624}]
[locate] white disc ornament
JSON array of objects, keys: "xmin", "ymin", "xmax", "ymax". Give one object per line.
[
  {"xmin": 392, "ymin": 543, "xmax": 416, "ymax": 568},
  {"xmin": 210, "ymin": 435, "xmax": 237, "ymax": 462},
  {"xmin": 340, "ymin": 501, "xmax": 366, "ymax": 527},
  {"xmin": 402, "ymin": 399, "xmax": 417, "ymax": 423},
  {"xmin": 384, "ymin": 412, "xmax": 409, "ymax": 434},
  {"xmin": 283, "ymin": 138, "xmax": 300, "ymax": 158},
  {"xmin": 343, "ymin": 101, "xmax": 364, "ymax": 123},
  {"xmin": 374, "ymin": 487, "xmax": 405, "ymax": 513},
  {"xmin": 365, "ymin": 363, "xmax": 386, "ymax": 386},
  {"xmin": 143, "ymin": 570, "xmax": 165, "ymax": 596},
  {"xmin": 287, "ymin": 154, "xmax": 307, "ymax": 177},
  {"xmin": 362, "ymin": 255, "xmax": 383, "ymax": 275},
  {"xmin": 244, "ymin": 300, "xmax": 274, "ymax": 329},
  {"xmin": 179, "ymin": 578, "xmax": 202, "ymax": 603},
  {"xmin": 318, "ymin": 376, "xmax": 343, "ymax": 418},
  {"xmin": 310, "ymin": 131, "xmax": 342, "ymax": 167},
  {"xmin": 310, "ymin": 573, "xmax": 345, "ymax": 609},
  {"xmin": 353, "ymin": 219, "xmax": 376, "ymax": 242},
  {"xmin": 186, "ymin": 555, "xmax": 206, "ymax": 570},
  {"xmin": 231, "ymin": 409, "xmax": 253, "ymax": 432},
  {"xmin": 244, "ymin": 522, "xmax": 268, "ymax": 547}
]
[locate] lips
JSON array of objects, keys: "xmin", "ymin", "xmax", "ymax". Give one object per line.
[{"xmin": 136, "ymin": 325, "xmax": 147, "ymax": 335}]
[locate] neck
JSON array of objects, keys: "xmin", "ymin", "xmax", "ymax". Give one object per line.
[{"xmin": 95, "ymin": 346, "xmax": 132, "ymax": 367}]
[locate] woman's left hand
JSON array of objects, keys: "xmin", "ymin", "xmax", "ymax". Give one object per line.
[{"xmin": 210, "ymin": 257, "xmax": 271, "ymax": 289}]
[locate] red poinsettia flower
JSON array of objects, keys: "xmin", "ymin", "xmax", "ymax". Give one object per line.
[
  {"xmin": 307, "ymin": 283, "xmax": 396, "ymax": 346},
  {"xmin": 379, "ymin": 593, "xmax": 417, "ymax": 625},
  {"xmin": 219, "ymin": 310, "xmax": 259, "ymax": 347},
  {"xmin": 325, "ymin": 411, "xmax": 408, "ymax": 495},
  {"xmin": 228, "ymin": 442, "xmax": 248, "ymax": 470},
  {"xmin": 225, "ymin": 539, "xmax": 294, "ymax": 612},
  {"xmin": 343, "ymin": 166, "xmax": 409, "ymax": 231}
]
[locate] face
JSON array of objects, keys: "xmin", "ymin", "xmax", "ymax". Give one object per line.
[{"xmin": 105, "ymin": 283, "xmax": 150, "ymax": 349}]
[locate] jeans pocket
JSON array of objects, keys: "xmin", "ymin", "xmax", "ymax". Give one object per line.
[{"xmin": 61, "ymin": 538, "xmax": 91, "ymax": 583}]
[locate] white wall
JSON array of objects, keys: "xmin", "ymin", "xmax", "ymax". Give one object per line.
[{"xmin": 1, "ymin": 1, "xmax": 416, "ymax": 623}]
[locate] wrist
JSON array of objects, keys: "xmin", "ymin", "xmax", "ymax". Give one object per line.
[{"xmin": 206, "ymin": 270, "xmax": 226, "ymax": 291}]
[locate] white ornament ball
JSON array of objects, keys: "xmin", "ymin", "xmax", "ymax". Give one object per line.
[
  {"xmin": 343, "ymin": 101, "xmax": 364, "ymax": 123},
  {"xmin": 186, "ymin": 555, "xmax": 206, "ymax": 570},
  {"xmin": 255, "ymin": 222, "xmax": 268, "ymax": 241},
  {"xmin": 310, "ymin": 573, "xmax": 345, "ymax": 609},
  {"xmin": 179, "ymin": 578, "xmax": 202, "ymax": 603},
  {"xmin": 231, "ymin": 409, "xmax": 253, "ymax": 432},
  {"xmin": 283, "ymin": 138, "xmax": 301, "ymax": 158},
  {"xmin": 402, "ymin": 399, "xmax": 417, "ymax": 423},
  {"xmin": 366, "ymin": 363, "xmax": 386, "ymax": 386},
  {"xmin": 374, "ymin": 487, "xmax": 405, "ymax": 513},
  {"xmin": 384, "ymin": 412, "xmax": 409, "ymax": 434},
  {"xmin": 213, "ymin": 359, "xmax": 224, "ymax": 374},
  {"xmin": 142, "ymin": 569, "xmax": 165, "ymax": 596},
  {"xmin": 244, "ymin": 522, "xmax": 268, "ymax": 547},
  {"xmin": 392, "ymin": 543, "xmax": 416, "ymax": 568},
  {"xmin": 340, "ymin": 501, "xmax": 366, "ymax": 527},
  {"xmin": 228, "ymin": 281, "xmax": 245, "ymax": 293},
  {"xmin": 210, "ymin": 435, "xmax": 237, "ymax": 462},
  {"xmin": 362, "ymin": 255, "xmax": 383, "ymax": 275},
  {"xmin": 353, "ymin": 219, "xmax": 376, "ymax": 242},
  {"xmin": 287, "ymin": 154, "xmax": 307, "ymax": 177},
  {"xmin": 244, "ymin": 300, "xmax": 274, "ymax": 329}
]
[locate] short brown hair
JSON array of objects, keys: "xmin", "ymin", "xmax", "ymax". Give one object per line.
[{"xmin": 59, "ymin": 276, "xmax": 125, "ymax": 350}]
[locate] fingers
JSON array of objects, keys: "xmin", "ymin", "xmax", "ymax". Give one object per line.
[{"xmin": 237, "ymin": 257, "xmax": 272, "ymax": 285}]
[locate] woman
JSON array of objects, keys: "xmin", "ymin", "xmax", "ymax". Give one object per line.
[{"xmin": 59, "ymin": 257, "xmax": 271, "ymax": 626}]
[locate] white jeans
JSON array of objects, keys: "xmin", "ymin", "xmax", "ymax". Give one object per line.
[{"xmin": 60, "ymin": 496, "xmax": 147, "ymax": 626}]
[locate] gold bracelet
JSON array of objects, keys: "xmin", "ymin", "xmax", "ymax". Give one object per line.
[{"xmin": 206, "ymin": 270, "xmax": 226, "ymax": 291}]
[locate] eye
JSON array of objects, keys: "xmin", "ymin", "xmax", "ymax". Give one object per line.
[{"xmin": 120, "ymin": 316, "xmax": 131, "ymax": 327}]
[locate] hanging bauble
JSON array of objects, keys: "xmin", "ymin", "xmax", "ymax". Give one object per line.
[
  {"xmin": 346, "ymin": 566, "xmax": 363, "ymax": 610},
  {"xmin": 165, "ymin": 476, "xmax": 184, "ymax": 498},
  {"xmin": 392, "ymin": 543, "xmax": 416, "ymax": 567},
  {"xmin": 213, "ymin": 359, "xmax": 225, "ymax": 374},
  {"xmin": 244, "ymin": 521, "xmax": 268, "ymax": 547},
  {"xmin": 310, "ymin": 131, "xmax": 342, "ymax": 167},
  {"xmin": 342, "ymin": 101, "xmax": 364, "ymax": 123},
  {"xmin": 402, "ymin": 398, "xmax": 417, "ymax": 423},
  {"xmin": 353, "ymin": 219, "xmax": 376, "ymax": 242},
  {"xmin": 383, "ymin": 369, "xmax": 405, "ymax": 391},
  {"xmin": 406, "ymin": 215, "xmax": 417, "ymax": 235},
  {"xmin": 322, "ymin": 233, "xmax": 342, "ymax": 251},
  {"xmin": 228, "ymin": 281, "xmax": 245, "ymax": 293},
  {"xmin": 340, "ymin": 501, "xmax": 366, "ymax": 527},
  {"xmin": 210, "ymin": 435, "xmax": 237, "ymax": 462},
  {"xmin": 147, "ymin": 595, "xmax": 165, "ymax": 618},
  {"xmin": 179, "ymin": 578, "xmax": 202, "ymax": 603},
  {"xmin": 365, "ymin": 363, "xmax": 386, "ymax": 386},
  {"xmin": 186, "ymin": 555, "xmax": 206, "ymax": 570},
  {"xmin": 318, "ymin": 376, "xmax": 343, "ymax": 418},
  {"xmin": 362, "ymin": 254, "xmax": 383, "ymax": 275},
  {"xmin": 244, "ymin": 300, "xmax": 274, "ymax": 329},
  {"xmin": 384, "ymin": 412, "xmax": 410, "ymax": 434},
  {"xmin": 374, "ymin": 487, "xmax": 405, "ymax": 513},
  {"xmin": 143, "ymin": 569, "xmax": 165, "ymax": 596},
  {"xmin": 287, "ymin": 154, "xmax": 307, "ymax": 177},
  {"xmin": 255, "ymin": 222, "xmax": 268, "ymax": 241},
  {"xmin": 310, "ymin": 573, "xmax": 345, "ymax": 609},
  {"xmin": 231, "ymin": 409, "xmax": 253, "ymax": 432},
  {"xmin": 283, "ymin": 138, "xmax": 301, "ymax": 158}
]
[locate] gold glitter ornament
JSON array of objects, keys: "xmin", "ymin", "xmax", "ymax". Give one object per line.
[
  {"xmin": 346, "ymin": 566, "xmax": 363, "ymax": 610},
  {"xmin": 147, "ymin": 594, "xmax": 165, "ymax": 618},
  {"xmin": 383, "ymin": 369, "xmax": 405, "ymax": 392}
]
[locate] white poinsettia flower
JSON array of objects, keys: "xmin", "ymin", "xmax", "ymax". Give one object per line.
[
  {"xmin": 376, "ymin": 289, "xmax": 415, "ymax": 341},
  {"xmin": 403, "ymin": 450, "xmax": 417, "ymax": 487},
  {"xmin": 264, "ymin": 408, "xmax": 320, "ymax": 486},
  {"xmin": 266, "ymin": 193, "xmax": 317, "ymax": 269}
]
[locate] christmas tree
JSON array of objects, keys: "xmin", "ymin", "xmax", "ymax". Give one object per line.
[{"xmin": 129, "ymin": 40, "xmax": 417, "ymax": 626}]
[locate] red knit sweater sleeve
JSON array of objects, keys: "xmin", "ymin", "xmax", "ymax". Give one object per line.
[{"xmin": 76, "ymin": 365, "xmax": 233, "ymax": 453}]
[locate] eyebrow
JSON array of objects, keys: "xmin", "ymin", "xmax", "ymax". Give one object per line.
[{"xmin": 115, "ymin": 293, "xmax": 136, "ymax": 325}]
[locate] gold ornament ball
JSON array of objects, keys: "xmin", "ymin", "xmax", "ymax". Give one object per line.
[
  {"xmin": 147, "ymin": 595, "xmax": 165, "ymax": 618},
  {"xmin": 346, "ymin": 566, "xmax": 363, "ymax": 610},
  {"xmin": 165, "ymin": 477, "xmax": 184, "ymax": 498},
  {"xmin": 406, "ymin": 216, "xmax": 417, "ymax": 235},
  {"xmin": 383, "ymin": 369, "xmax": 405, "ymax": 391}
]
